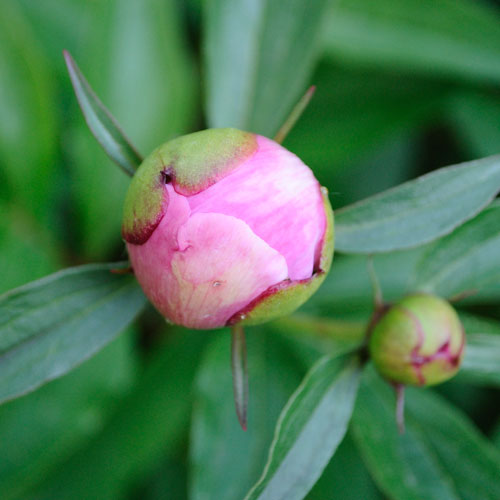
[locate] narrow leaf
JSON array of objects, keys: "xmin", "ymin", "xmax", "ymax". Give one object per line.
[
  {"xmin": 244, "ymin": 354, "xmax": 361, "ymax": 500},
  {"xmin": 335, "ymin": 155, "xmax": 500, "ymax": 254},
  {"xmin": 231, "ymin": 324, "xmax": 248, "ymax": 430},
  {"xmin": 0, "ymin": 263, "xmax": 146, "ymax": 404},
  {"xmin": 413, "ymin": 201, "xmax": 500, "ymax": 297},
  {"xmin": 63, "ymin": 50, "xmax": 142, "ymax": 176}
]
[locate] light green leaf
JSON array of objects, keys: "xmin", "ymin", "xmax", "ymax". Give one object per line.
[
  {"xmin": 352, "ymin": 370, "xmax": 460, "ymax": 500},
  {"xmin": 323, "ymin": 0, "xmax": 500, "ymax": 84},
  {"xmin": 64, "ymin": 50, "xmax": 142, "ymax": 176},
  {"xmin": 190, "ymin": 329, "xmax": 303, "ymax": 500},
  {"xmin": 335, "ymin": 156, "xmax": 500, "ymax": 254},
  {"xmin": 245, "ymin": 354, "xmax": 361, "ymax": 500},
  {"xmin": 413, "ymin": 201, "xmax": 500, "ymax": 296},
  {"xmin": 457, "ymin": 314, "xmax": 500, "ymax": 387},
  {"xmin": 204, "ymin": 0, "xmax": 328, "ymax": 137},
  {"xmin": 0, "ymin": 263, "xmax": 146, "ymax": 404},
  {"xmin": 407, "ymin": 388, "xmax": 500, "ymax": 500}
]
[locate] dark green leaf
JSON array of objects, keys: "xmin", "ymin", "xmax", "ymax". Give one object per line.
[
  {"xmin": 30, "ymin": 330, "xmax": 210, "ymax": 500},
  {"xmin": 0, "ymin": 332, "xmax": 136, "ymax": 500},
  {"xmin": 64, "ymin": 50, "xmax": 142, "ymax": 176},
  {"xmin": 354, "ymin": 369, "xmax": 500, "ymax": 500},
  {"xmin": 307, "ymin": 433, "xmax": 381, "ymax": 500},
  {"xmin": 352, "ymin": 370, "xmax": 460, "ymax": 500},
  {"xmin": 190, "ymin": 329, "xmax": 303, "ymax": 500},
  {"xmin": 323, "ymin": 0, "xmax": 500, "ymax": 84},
  {"xmin": 204, "ymin": 0, "xmax": 328, "ymax": 137},
  {"xmin": 407, "ymin": 388, "xmax": 500, "ymax": 500},
  {"xmin": 335, "ymin": 156, "xmax": 500, "ymax": 254},
  {"xmin": 0, "ymin": 263, "xmax": 146, "ymax": 404},
  {"xmin": 413, "ymin": 201, "xmax": 500, "ymax": 297},
  {"xmin": 245, "ymin": 354, "xmax": 361, "ymax": 500}
]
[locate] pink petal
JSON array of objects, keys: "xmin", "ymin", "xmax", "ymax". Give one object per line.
[
  {"xmin": 188, "ymin": 135, "xmax": 325, "ymax": 280},
  {"xmin": 128, "ymin": 206, "xmax": 288, "ymax": 329}
]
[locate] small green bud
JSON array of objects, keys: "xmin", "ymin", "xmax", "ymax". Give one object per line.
[{"xmin": 369, "ymin": 294, "xmax": 465, "ymax": 386}]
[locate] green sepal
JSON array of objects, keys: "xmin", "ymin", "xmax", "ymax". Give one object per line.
[{"xmin": 122, "ymin": 128, "xmax": 257, "ymax": 244}]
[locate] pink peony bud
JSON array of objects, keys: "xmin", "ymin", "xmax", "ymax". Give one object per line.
[{"xmin": 122, "ymin": 128, "xmax": 333, "ymax": 329}]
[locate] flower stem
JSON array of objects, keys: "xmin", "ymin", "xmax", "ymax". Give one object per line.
[
  {"xmin": 231, "ymin": 324, "xmax": 248, "ymax": 431},
  {"xmin": 274, "ymin": 86, "xmax": 316, "ymax": 144}
]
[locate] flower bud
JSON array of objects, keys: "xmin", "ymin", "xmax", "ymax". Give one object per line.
[
  {"xmin": 369, "ymin": 294, "xmax": 465, "ymax": 386},
  {"xmin": 122, "ymin": 128, "xmax": 333, "ymax": 329}
]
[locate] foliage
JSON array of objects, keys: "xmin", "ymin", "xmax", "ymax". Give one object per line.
[{"xmin": 1, "ymin": 0, "xmax": 499, "ymax": 499}]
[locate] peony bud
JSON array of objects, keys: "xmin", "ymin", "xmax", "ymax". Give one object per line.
[
  {"xmin": 122, "ymin": 128, "xmax": 333, "ymax": 329},
  {"xmin": 369, "ymin": 294, "xmax": 465, "ymax": 386}
]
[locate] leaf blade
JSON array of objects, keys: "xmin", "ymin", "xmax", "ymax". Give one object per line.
[
  {"xmin": 244, "ymin": 354, "xmax": 361, "ymax": 500},
  {"xmin": 335, "ymin": 155, "xmax": 500, "ymax": 254},
  {"xmin": 413, "ymin": 201, "xmax": 500, "ymax": 297},
  {"xmin": 64, "ymin": 50, "xmax": 142, "ymax": 176},
  {"xmin": 0, "ymin": 263, "xmax": 146, "ymax": 404}
]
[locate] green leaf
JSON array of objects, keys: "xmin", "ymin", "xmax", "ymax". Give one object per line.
[
  {"xmin": 353, "ymin": 369, "xmax": 500, "ymax": 500},
  {"xmin": 457, "ymin": 314, "xmax": 500, "ymax": 387},
  {"xmin": 352, "ymin": 370, "xmax": 460, "ymax": 500},
  {"xmin": 30, "ymin": 330, "xmax": 210, "ymax": 500},
  {"xmin": 189, "ymin": 329, "xmax": 303, "ymax": 500},
  {"xmin": 64, "ymin": 50, "xmax": 142, "ymax": 176},
  {"xmin": 0, "ymin": 332, "xmax": 136, "ymax": 500},
  {"xmin": 0, "ymin": 263, "xmax": 146, "ymax": 404},
  {"xmin": 245, "ymin": 354, "xmax": 361, "ymax": 500},
  {"xmin": 204, "ymin": 0, "xmax": 329, "ymax": 137},
  {"xmin": 413, "ymin": 201, "xmax": 500, "ymax": 297},
  {"xmin": 335, "ymin": 156, "xmax": 500, "ymax": 254},
  {"xmin": 406, "ymin": 388, "xmax": 500, "ymax": 500},
  {"xmin": 323, "ymin": 0, "xmax": 500, "ymax": 84}
]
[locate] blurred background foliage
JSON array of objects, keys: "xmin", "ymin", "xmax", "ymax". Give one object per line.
[{"xmin": 1, "ymin": 0, "xmax": 499, "ymax": 499}]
